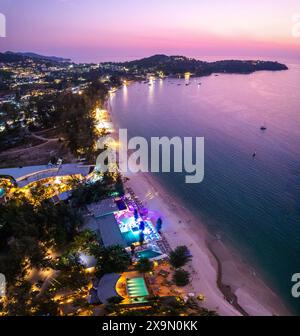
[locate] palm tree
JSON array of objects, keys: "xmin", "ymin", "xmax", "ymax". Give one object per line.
[
  {"xmin": 136, "ymin": 258, "xmax": 153, "ymax": 273},
  {"xmin": 95, "ymin": 245, "xmax": 131, "ymax": 275},
  {"xmin": 172, "ymin": 269, "xmax": 190, "ymax": 287},
  {"xmin": 169, "ymin": 246, "xmax": 191, "ymax": 269}
]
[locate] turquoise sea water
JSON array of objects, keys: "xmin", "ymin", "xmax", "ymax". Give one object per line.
[{"xmin": 110, "ymin": 62, "xmax": 300, "ymax": 314}]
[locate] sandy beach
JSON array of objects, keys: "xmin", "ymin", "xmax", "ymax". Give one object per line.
[{"xmin": 122, "ymin": 169, "xmax": 291, "ymax": 316}]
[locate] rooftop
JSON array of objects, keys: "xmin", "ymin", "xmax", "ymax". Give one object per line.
[
  {"xmin": 97, "ymin": 273, "xmax": 121, "ymax": 304},
  {"xmin": 0, "ymin": 164, "xmax": 90, "ymax": 187},
  {"xmin": 87, "ymin": 198, "xmax": 119, "ymax": 218},
  {"xmin": 84, "ymin": 213, "xmax": 127, "ymax": 248}
]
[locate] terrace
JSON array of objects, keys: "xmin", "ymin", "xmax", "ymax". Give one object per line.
[
  {"xmin": 115, "ymin": 209, "xmax": 160, "ymax": 246},
  {"xmin": 85, "ymin": 196, "xmax": 166, "ymax": 260}
]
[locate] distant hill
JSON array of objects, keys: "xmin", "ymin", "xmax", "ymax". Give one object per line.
[
  {"xmin": 1, "ymin": 51, "xmax": 71, "ymax": 63},
  {"xmin": 0, "ymin": 52, "xmax": 25, "ymax": 63},
  {"xmin": 116, "ymin": 54, "xmax": 288, "ymax": 75}
]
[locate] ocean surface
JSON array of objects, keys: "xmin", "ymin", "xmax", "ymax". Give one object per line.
[{"xmin": 109, "ymin": 61, "xmax": 300, "ymax": 314}]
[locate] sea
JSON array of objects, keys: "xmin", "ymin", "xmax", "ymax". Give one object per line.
[{"xmin": 109, "ymin": 57, "xmax": 300, "ymax": 314}]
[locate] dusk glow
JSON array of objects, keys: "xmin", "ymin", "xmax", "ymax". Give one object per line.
[
  {"xmin": 1, "ymin": 0, "xmax": 300, "ymax": 320},
  {"xmin": 1, "ymin": 0, "xmax": 300, "ymax": 62}
]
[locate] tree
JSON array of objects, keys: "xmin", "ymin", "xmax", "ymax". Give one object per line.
[
  {"xmin": 31, "ymin": 293, "xmax": 59, "ymax": 316},
  {"xmin": 55, "ymin": 262, "xmax": 88, "ymax": 291},
  {"xmin": 70, "ymin": 229, "xmax": 98, "ymax": 253},
  {"xmin": 156, "ymin": 218, "xmax": 162, "ymax": 233},
  {"xmin": 71, "ymin": 176, "xmax": 119, "ymax": 207},
  {"xmin": 0, "ymin": 198, "xmax": 82, "ymax": 281},
  {"xmin": 136, "ymin": 258, "xmax": 153, "ymax": 273},
  {"xmin": 95, "ymin": 245, "xmax": 131, "ymax": 275},
  {"xmin": 169, "ymin": 246, "xmax": 191, "ymax": 269},
  {"xmin": 5, "ymin": 280, "xmax": 32, "ymax": 316},
  {"xmin": 172, "ymin": 269, "xmax": 190, "ymax": 287}
]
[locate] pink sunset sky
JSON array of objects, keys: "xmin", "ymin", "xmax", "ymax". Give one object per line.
[{"xmin": 0, "ymin": 0, "xmax": 300, "ymax": 62}]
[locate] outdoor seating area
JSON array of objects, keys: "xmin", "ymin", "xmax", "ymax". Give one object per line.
[
  {"xmin": 116, "ymin": 264, "xmax": 187, "ymax": 301},
  {"xmin": 83, "ymin": 195, "xmax": 164, "ymax": 254},
  {"xmin": 114, "ymin": 209, "xmax": 161, "ymax": 247},
  {"xmin": 144, "ymin": 261, "xmax": 186, "ymax": 298}
]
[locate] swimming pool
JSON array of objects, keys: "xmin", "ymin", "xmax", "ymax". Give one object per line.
[
  {"xmin": 126, "ymin": 277, "xmax": 149, "ymax": 298},
  {"xmin": 122, "ymin": 230, "xmax": 139, "ymax": 245},
  {"xmin": 137, "ymin": 249, "xmax": 162, "ymax": 259}
]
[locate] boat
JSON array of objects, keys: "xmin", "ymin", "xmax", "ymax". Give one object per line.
[
  {"xmin": 260, "ymin": 126, "xmax": 267, "ymax": 131},
  {"xmin": 252, "ymin": 152, "xmax": 257, "ymax": 158}
]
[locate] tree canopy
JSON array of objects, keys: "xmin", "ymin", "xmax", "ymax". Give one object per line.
[{"xmin": 169, "ymin": 245, "xmax": 192, "ymax": 269}]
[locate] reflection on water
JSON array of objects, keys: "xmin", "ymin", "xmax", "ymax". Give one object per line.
[
  {"xmin": 122, "ymin": 83, "xmax": 128, "ymax": 106},
  {"xmin": 148, "ymin": 77, "xmax": 155, "ymax": 104}
]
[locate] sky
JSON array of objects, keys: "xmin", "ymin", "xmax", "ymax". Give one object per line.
[{"xmin": 0, "ymin": 0, "xmax": 300, "ymax": 62}]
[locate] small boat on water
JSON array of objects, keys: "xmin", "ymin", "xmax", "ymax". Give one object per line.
[
  {"xmin": 252, "ymin": 152, "xmax": 257, "ymax": 158},
  {"xmin": 260, "ymin": 126, "xmax": 267, "ymax": 131}
]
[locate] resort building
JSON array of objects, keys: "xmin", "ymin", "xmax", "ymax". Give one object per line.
[
  {"xmin": 0, "ymin": 163, "xmax": 90, "ymax": 188},
  {"xmin": 83, "ymin": 195, "xmax": 167, "ymax": 261}
]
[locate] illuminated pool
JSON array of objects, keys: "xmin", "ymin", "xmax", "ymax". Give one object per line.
[
  {"xmin": 126, "ymin": 277, "xmax": 149, "ymax": 300},
  {"xmin": 122, "ymin": 230, "xmax": 140, "ymax": 245},
  {"xmin": 137, "ymin": 249, "xmax": 162, "ymax": 259}
]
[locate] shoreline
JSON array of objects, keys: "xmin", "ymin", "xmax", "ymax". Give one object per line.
[
  {"xmin": 106, "ymin": 90, "xmax": 291, "ymax": 316},
  {"xmin": 126, "ymin": 171, "xmax": 291, "ymax": 316}
]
